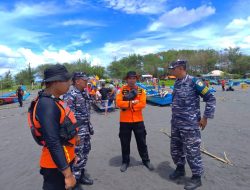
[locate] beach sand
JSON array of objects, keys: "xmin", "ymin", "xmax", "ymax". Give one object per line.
[{"xmin": 0, "ymin": 86, "xmax": 250, "ymax": 190}]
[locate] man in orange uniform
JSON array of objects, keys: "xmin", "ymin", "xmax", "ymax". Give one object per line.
[
  {"xmin": 116, "ymin": 71, "xmax": 154, "ymax": 172},
  {"xmin": 30, "ymin": 64, "xmax": 83, "ymax": 190}
]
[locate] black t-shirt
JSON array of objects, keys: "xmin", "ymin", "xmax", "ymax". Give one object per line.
[
  {"xmin": 99, "ymin": 88, "xmax": 111, "ymax": 100},
  {"xmin": 17, "ymin": 88, "xmax": 23, "ymax": 97}
]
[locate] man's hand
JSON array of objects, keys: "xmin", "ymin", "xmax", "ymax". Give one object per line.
[
  {"xmin": 65, "ymin": 174, "xmax": 76, "ymax": 190},
  {"xmin": 132, "ymin": 100, "xmax": 139, "ymax": 104},
  {"xmin": 199, "ymin": 117, "xmax": 207, "ymax": 130},
  {"xmin": 62, "ymin": 167, "xmax": 76, "ymax": 190},
  {"xmin": 75, "ymin": 135, "xmax": 80, "ymax": 146}
]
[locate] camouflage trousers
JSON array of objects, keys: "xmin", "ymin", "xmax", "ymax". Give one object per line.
[
  {"xmin": 73, "ymin": 133, "xmax": 91, "ymax": 180},
  {"xmin": 170, "ymin": 126, "xmax": 203, "ymax": 176}
]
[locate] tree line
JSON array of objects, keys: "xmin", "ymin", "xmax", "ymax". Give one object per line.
[
  {"xmin": 1, "ymin": 47, "xmax": 250, "ymax": 89},
  {"xmin": 107, "ymin": 47, "xmax": 250, "ymax": 78}
]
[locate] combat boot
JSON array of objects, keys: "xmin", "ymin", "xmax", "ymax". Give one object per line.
[
  {"xmin": 120, "ymin": 163, "xmax": 129, "ymax": 172},
  {"xmin": 169, "ymin": 165, "xmax": 185, "ymax": 180},
  {"xmin": 143, "ymin": 161, "xmax": 154, "ymax": 171},
  {"xmin": 79, "ymin": 171, "xmax": 93, "ymax": 185},
  {"xmin": 184, "ymin": 175, "xmax": 202, "ymax": 190},
  {"xmin": 72, "ymin": 183, "xmax": 84, "ymax": 190}
]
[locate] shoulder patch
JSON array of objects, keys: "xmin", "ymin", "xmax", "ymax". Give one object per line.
[{"xmin": 197, "ymin": 81, "xmax": 203, "ymax": 87}]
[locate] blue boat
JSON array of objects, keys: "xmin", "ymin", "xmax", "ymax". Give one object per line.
[
  {"xmin": 92, "ymin": 100, "xmax": 115, "ymax": 112},
  {"xmin": 146, "ymin": 92, "xmax": 172, "ymax": 106},
  {"xmin": 0, "ymin": 91, "xmax": 30, "ymax": 105},
  {"xmin": 244, "ymin": 79, "xmax": 250, "ymax": 84},
  {"xmin": 137, "ymin": 83, "xmax": 172, "ymax": 106}
]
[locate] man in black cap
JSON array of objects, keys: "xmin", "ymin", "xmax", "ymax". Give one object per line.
[
  {"xmin": 64, "ymin": 72, "xmax": 94, "ymax": 186},
  {"xmin": 116, "ymin": 71, "xmax": 154, "ymax": 172},
  {"xmin": 28, "ymin": 64, "xmax": 83, "ymax": 190},
  {"xmin": 168, "ymin": 60, "xmax": 216, "ymax": 190}
]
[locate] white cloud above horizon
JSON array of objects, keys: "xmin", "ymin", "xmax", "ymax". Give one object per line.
[
  {"xmin": 62, "ymin": 19, "xmax": 106, "ymax": 27},
  {"xmin": 103, "ymin": 0, "xmax": 167, "ymax": 14},
  {"xmin": 148, "ymin": 5, "xmax": 216, "ymax": 31},
  {"xmin": 0, "ymin": 45, "xmax": 102, "ymax": 75}
]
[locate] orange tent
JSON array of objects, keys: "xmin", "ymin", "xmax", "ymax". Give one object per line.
[{"xmin": 167, "ymin": 75, "xmax": 176, "ymax": 79}]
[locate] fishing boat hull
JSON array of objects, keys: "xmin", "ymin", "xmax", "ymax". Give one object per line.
[
  {"xmin": 92, "ymin": 101, "xmax": 115, "ymax": 112},
  {"xmin": 146, "ymin": 94, "xmax": 172, "ymax": 106},
  {"xmin": 0, "ymin": 92, "xmax": 30, "ymax": 106}
]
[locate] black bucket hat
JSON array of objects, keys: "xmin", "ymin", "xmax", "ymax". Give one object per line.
[
  {"xmin": 125, "ymin": 71, "xmax": 139, "ymax": 79},
  {"xmin": 43, "ymin": 64, "xmax": 72, "ymax": 82}
]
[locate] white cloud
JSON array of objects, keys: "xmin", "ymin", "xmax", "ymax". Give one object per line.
[
  {"xmin": 0, "ymin": 46, "xmax": 103, "ymax": 75},
  {"xmin": 148, "ymin": 5, "xmax": 215, "ymax": 31},
  {"xmin": 91, "ymin": 57, "xmax": 102, "ymax": 66},
  {"xmin": 66, "ymin": 0, "xmax": 89, "ymax": 6},
  {"xmin": 102, "ymin": 38, "xmax": 164, "ymax": 58},
  {"xmin": 103, "ymin": 0, "xmax": 167, "ymax": 14},
  {"xmin": 226, "ymin": 16, "xmax": 250, "ymax": 30},
  {"xmin": 0, "ymin": 2, "xmax": 60, "ymax": 21},
  {"xmin": 62, "ymin": 19, "xmax": 105, "ymax": 27},
  {"xmin": 0, "ymin": 45, "xmax": 20, "ymax": 58}
]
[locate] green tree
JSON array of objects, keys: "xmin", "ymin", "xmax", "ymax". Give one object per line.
[
  {"xmin": 2, "ymin": 70, "xmax": 14, "ymax": 89},
  {"xmin": 15, "ymin": 63, "xmax": 35, "ymax": 85}
]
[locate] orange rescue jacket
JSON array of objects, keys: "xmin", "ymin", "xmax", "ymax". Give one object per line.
[
  {"xmin": 116, "ymin": 85, "xmax": 146, "ymax": 122},
  {"xmin": 32, "ymin": 99, "xmax": 76, "ymax": 168}
]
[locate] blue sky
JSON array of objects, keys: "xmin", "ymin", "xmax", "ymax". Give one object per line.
[{"xmin": 1, "ymin": 0, "xmax": 250, "ymax": 75}]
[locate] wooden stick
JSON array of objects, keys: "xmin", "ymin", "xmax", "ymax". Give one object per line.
[{"xmin": 160, "ymin": 129, "xmax": 233, "ymax": 166}]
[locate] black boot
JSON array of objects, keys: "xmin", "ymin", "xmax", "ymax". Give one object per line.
[
  {"xmin": 120, "ymin": 163, "xmax": 129, "ymax": 172},
  {"xmin": 79, "ymin": 171, "xmax": 93, "ymax": 185},
  {"xmin": 184, "ymin": 176, "xmax": 202, "ymax": 190},
  {"xmin": 72, "ymin": 183, "xmax": 84, "ymax": 190},
  {"xmin": 169, "ymin": 165, "xmax": 185, "ymax": 180},
  {"xmin": 143, "ymin": 161, "xmax": 154, "ymax": 171}
]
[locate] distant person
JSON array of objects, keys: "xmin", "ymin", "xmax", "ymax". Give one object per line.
[
  {"xmin": 205, "ymin": 80, "xmax": 209, "ymax": 87},
  {"xmin": 99, "ymin": 83, "xmax": 111, "ymax": 101},
  {"xmin": 99, "ymin": 83, "xmax": 111, "ymax": 114},
  {"xmin": 168, "ymin": 60, "xmax": 216, "ymax": 190},
  {"xmin": 108, "ymin": 83, "xmax": 116, "ymax": 106},
  {"xmin": 116, "ymin": 71, "xmax": 154, "ymax": 172},
  {"xmin": 16, "ymin": 86, "xmax": 24, "ymax": 107},
  {"xmin": 221, "ymin": 79, "xmax": 226, "ymax": 91},
  {"xmin": 226, "ymin": 80, "xmax": 234, "ymax": 91}
]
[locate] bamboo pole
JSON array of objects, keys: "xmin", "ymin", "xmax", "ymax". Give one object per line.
[{"xmin": 160, "ymin": 129, "xmax": 233, "ymax": 166}]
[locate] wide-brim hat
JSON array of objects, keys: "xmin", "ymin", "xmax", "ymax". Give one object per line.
[
  {"xmin": 43, "ymin": 64, "xmax": 72, "ymax": 82},
  {"xmin": 125, "ymin": 71, "xmax": 139, "ymax": 79}
]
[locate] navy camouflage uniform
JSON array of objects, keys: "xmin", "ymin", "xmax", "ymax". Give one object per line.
[
  {"xmin": 64, "ymin": 86, "xmax": 94, "ymax": 180},
  {"xmin": 171, "ymin": 74, "xmax": 216, "ymax": 176}
]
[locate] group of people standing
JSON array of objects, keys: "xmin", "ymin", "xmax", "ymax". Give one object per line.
[{"xmin": 29, "ymin": 59, "xmax": 216, "ymax": 190}]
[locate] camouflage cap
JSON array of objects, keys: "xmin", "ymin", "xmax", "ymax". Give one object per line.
[
  {"xmin": 168, "ymin": 59, "xmax": 187, "ymax": 69},
  {"xmin": 72, "ymin": 72, "xmax": 89, "ymax": 81}
]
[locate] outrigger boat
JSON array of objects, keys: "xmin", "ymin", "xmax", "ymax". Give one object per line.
[
  {"xmin": 92, "ymin": 100, "xmax": 115, "ymax": 112},
  {"xmin": 0, "ymin": 91, "xmax": 30, "ymax": 105},
  {"xmin": 146, "ymin": 90, "xmax": 172, "ymax": 106},
  {"xmin": 137, "ymin": 83, "xmax": 172, "ymax": 106}
]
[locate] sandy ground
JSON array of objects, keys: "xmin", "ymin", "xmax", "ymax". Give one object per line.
[{"xmin": 0, "ymin": 86, "xmax": 250, "ymax": 190}]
